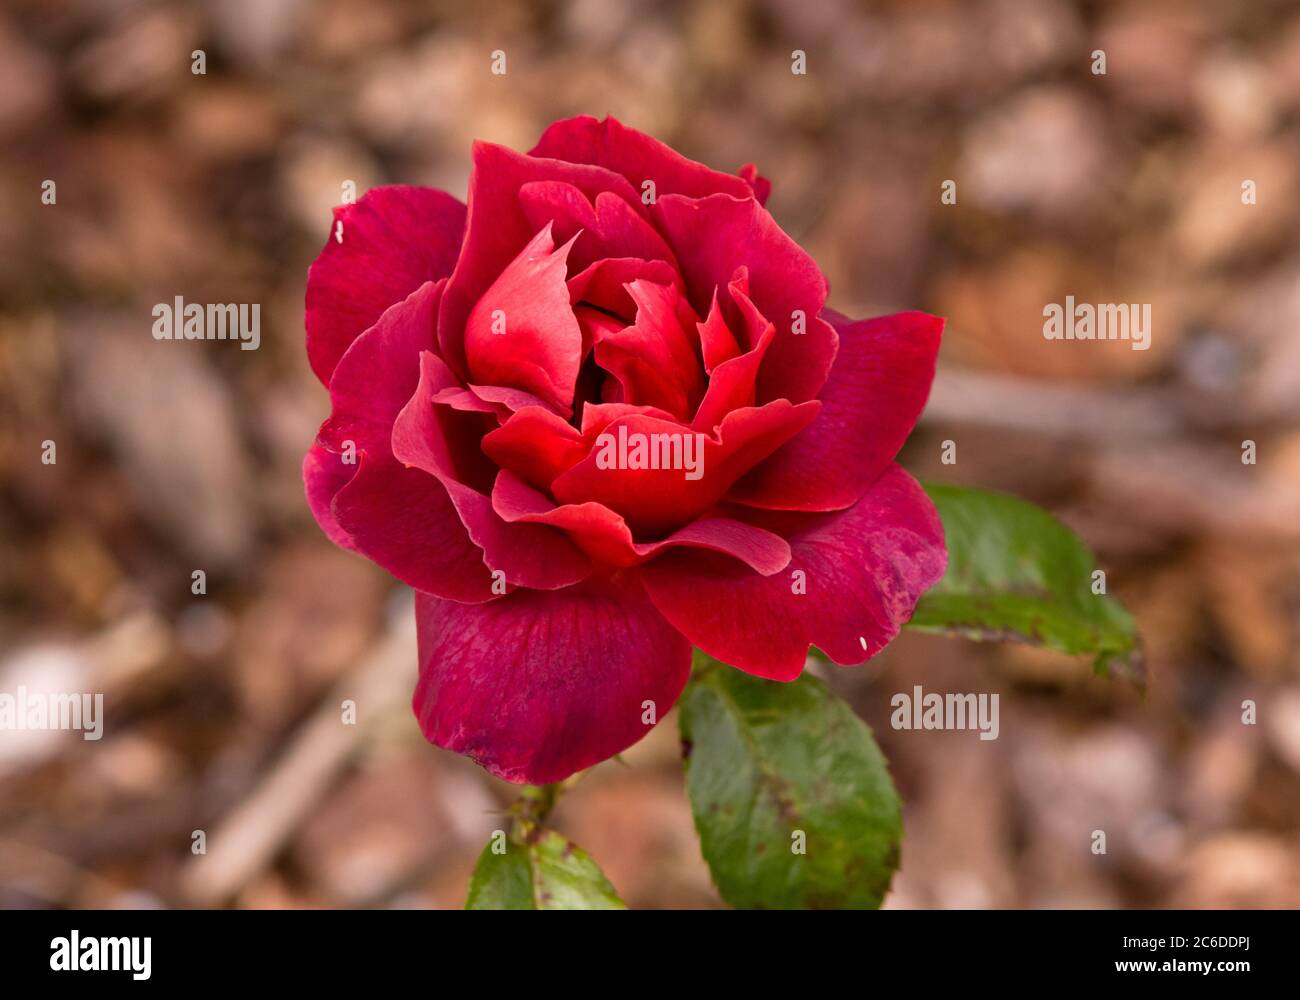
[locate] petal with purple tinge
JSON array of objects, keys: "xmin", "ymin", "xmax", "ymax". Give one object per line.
[
  {"xmin": 413, "ymin": 578, "xmax": 691, "ymax": 784},
  {"xmin": 319, "ymin": 280, "xmax": 443, "ymax": 456},
  {"xmin": 306, "ymin": 186, "xmax": 464, "ymax": 385},
  {"xmin": 332, "ymin": 452, "xmax": 497, "ymax": 603},
  {"xmin": 642, "ymin": 465, "xmax": 947, "ymax": 681},
  {"xmin": 303, "ymin": 443, "xmax": 358, "ymax": 551}
]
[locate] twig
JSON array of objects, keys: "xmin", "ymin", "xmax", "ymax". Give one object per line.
[{"xmin": 180, "ymin": 594, "xmax": 416, "ymax": 906}]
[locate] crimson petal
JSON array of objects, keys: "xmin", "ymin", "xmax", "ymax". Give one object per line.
[
  {"xmin": 551, "ymin": 400, "xmax": 819, "ymax": 536},
  {"xmin": 463, "ymin": 224, "xmax": 583, "ymax": 414},
  {"xmin": 332, "ymin": 453, "xmax": 497, "ymax": 603},
  {"xmin": 306, "ymin": 186, "xmax": 464, "ymax": 386},
  {"xmin": 413, "ymin": 578, "xmax": 691, "ymax": 784},
  {"xmin": 642, "ymin": 464, "xmax": 947, "ymax": 680},
  {"xmin": 439, "ymin": 139, "xmax": 643, "ymax": 377},
  {"xmin": 393, "ymin": 352, "xmax": 592, "ymax": 590},
  {"xmin": 493, "ymin": 470, "xmax": 792, "ymax": 573},
  {"xmin": 531, "ymin": 115, "xmax": 756, "ymax": 203},
  {"xmin": 656, "ymin": 192, "xmax": 838, "ymax": 405},
  {"xmin": 730, "ymin": 310, "xmax": 943, "ymax": 512}
]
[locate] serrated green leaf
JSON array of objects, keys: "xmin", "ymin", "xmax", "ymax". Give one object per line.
[
  {"xmin": 465, "ymin": 829, "xmax": 625, "ymax": 910},
  {"xmin": 909, "ymin": 483, "xmax": 1142, "ymax": 682},
  {"xmin": 680, "ymin": 655, "xmax": 901, "ymax": 909}
]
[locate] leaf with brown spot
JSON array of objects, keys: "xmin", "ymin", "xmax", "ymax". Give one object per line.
[{"xmin": 679, "ymin": 653, "xmax": 902, "ymax": 909}]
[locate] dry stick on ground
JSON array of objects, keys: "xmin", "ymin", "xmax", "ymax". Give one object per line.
[
  {"xmin": 0, "ymin": 837, "xmax": 126, "ymax": 906},
  {"xmin": 922, "ymin": 367, "xmax": 1300, "ymax": 540},
  {"xmin": 926, "ymin": 366, "xmax": 1300, "ymax": 437},
  {"xmin": 923, "ymin": 368, "xmax": 1185, "ymax": 440},
  {"xmin": 181, "ymin": 596, "xmax": 416, "ymax": 906}
]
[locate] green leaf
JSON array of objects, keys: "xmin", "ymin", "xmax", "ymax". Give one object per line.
[
  {"xmin": 680, "ymin": 653, "xmax": 901, "ymax": 909},
  {"xmin": 908, "ymin": 483, "xmax": 1142, "ymax": 682},
  {"xmin": 465, "ymin": 830, "xmax": 625, "ymax": 910}
]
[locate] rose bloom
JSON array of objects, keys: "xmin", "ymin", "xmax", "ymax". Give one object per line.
[{"xmin": 305, "ymin": 117, "xmax": 946, "ymax": 784}]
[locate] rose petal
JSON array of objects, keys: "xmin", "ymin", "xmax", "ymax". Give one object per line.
[
  {"xmin": 696, "ymin": 287, "xmax": 743, "ymax": 373},
  {"xmin": 493, "ymin": 470, "xmax": 791, "ymax": 573},
  {"xmin": 692, "ymin": 323, "xmax": 775, "ymax": 433},
  {"xmin": 318, "ymin": 280, "xmax": 443, "ymax": 456},
  {"xmin": 463, "ymin": 224, "xmax": 583, "ymax": 414},
  {"xmin": 393, "ymin": 352, "xmax": 592, "ymax": 590},
  {"xmin": 551, "ymin": 399, "xmax": 819, "ymax": 536},
  {"xmin": 737, "ymin": 163, "xmax": 772, "ymax": 205},
  {"xmin": 578, "ymin": 401, "xmax": 679, "ymax": 436},
  {"xmin": 573, "ymin": 305, "xmax": 626, "ymax": 360},
  {"xmin": 331, "ymin": 452, "xmax": 497, "ymax": 602},
  {"xmin": 518, "ymin": 181, "xmax": 676, "ymax": 272},
  {"xmin": 430, "ymin": 385, "xmax": 507, "ymax": 418},
  {"xmin": 643, "ymin": 464, "xmax": 947, "ymax": 680},
  {"xmin": 306, "ymin": 185, "xmax": 464, "ymax": 386},
  {"xmin": 439, "ymin": 140, "xmax": 643, "ymax": 377},
  {"xmin": 467, "ymin": 382, "xmax": 558, "ymax": 416},
  {"xmin": 730, "ymin": 310, "xmax": 943, "ymax": 512},
  {"xmin": 593, "ymin": 280, "xmax": 705, "ymax": 421},
  {"xmin": 481, "ymin": 405, "xmax": 589, "ymax": 491},
  {"xmin": 413, "ymin": 577, "xmax": 691, "ymax": 784},
  {"xmin": 531, "ymin": 115, "xmax": 755, "ymax": 202},
  {"xmin": 568, "ymin": 257, "xmax": 680, "ymax": 322},
  {"xmin": 691, "ymin": 271, "xmax": 777, "ymax": 432},
  {"xmin": 592, "ymin": 190, "xmax": 677, "ymax": 266},
  {"xmin": 307, "ymin": 280, "xmax": 474, "ymax": 593},
  {"xmin": 656, "ymin": 192, "xmax": 838, "ymax": 404},
  {"xmin": 303, "ymin": 444, "xmax": 359, "ymax": 551}
]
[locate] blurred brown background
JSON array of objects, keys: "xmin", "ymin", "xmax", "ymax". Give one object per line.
[{"xmin": 1, "ymin": 0, "xmax": 1299, "ymax": 909}]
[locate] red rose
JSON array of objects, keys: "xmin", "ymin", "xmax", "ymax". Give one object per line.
[{"xmin": 304, "ymin": 116, "xmax": 946, "ymax": 784}]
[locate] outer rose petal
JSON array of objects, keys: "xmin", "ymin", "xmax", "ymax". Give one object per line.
[
  {"xmin": 531, "ymin": 115, "xmax": 756, "ymax": 203},
  {"xmin": 306, "ymin": 279, "xmax": 496, "ymax": 601},
  {"xmin": 306, "ymin": 186, "xmax": 464, "ymax": 386},
  {"xmin": 303, "ymin": 443, "xmax": 358, "ymax": 551},
  {"xmin": 413, "ymin": 578, "xmax": 691, "ymax": 784},
  {"xmin": 332, "ymin": 453, "xmax": 497, "ymax": 603},
  {"xmin": 319, "ymin": 280, "xmax": 443, "ymax": 457},
  {"xmin": 642, "ymin": 464, "xmax": 947, "ymax": 681},
  {"xmin": 656, "ymin": 192, "xmax": 838, "ymax": 404},
  {"xmin": 730, "ymin": 310, "xmax": 943, "ymax": 512},
  {"xmin": 737, "ymin": 163, "xmax": 772, "ymax": 205}
]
